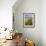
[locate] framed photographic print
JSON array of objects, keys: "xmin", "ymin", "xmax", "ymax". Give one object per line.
[{"xmin": 23, "ymin": 13, "xmax": 35, "ymax": 28}]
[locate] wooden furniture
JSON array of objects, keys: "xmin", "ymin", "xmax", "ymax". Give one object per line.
[
  {"xmin": 25, "ymin": 40, "xmax": 35, "ymax": 46},
  {"xmin": 13, "ymin": 33, "xmax": 23, "ymax": 46}
]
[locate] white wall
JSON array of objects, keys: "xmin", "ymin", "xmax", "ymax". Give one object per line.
[
  {"xmin": 41, "ymin": 0, "xmax": 46, "ymax": 46},
  {"xmin": 13, "ymin": 0, "xmax": 41, "ymax": 46},
  {"xmin": 0, "ymin": 0, "xmax": 17, "ymax": 29}
]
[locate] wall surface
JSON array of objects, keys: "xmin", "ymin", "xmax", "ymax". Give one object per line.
[
  {"xmin": 13, "ymin": 0, "xmax": 41, "ymax": 46},
  {"xmin": 41, "ymin": 0, "xmax": 46, "ymax": 46}
]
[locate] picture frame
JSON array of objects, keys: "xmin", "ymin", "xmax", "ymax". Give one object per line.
[{"xmin": 23, "ymin": 13, "xmax": 35, "ymax": 28}]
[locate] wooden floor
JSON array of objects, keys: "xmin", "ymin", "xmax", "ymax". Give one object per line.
[{"xmin": 0, "ymin": 39, "xmax": 16, "ymax": 46}]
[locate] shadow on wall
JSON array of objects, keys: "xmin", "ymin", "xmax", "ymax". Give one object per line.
[{"xmin": 12, "ymin": 0, "xmax": 41, "ymax": 46}]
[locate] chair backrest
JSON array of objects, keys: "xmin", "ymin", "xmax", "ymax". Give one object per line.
[
  {"xmin": 25, "ymin": 40, "xmax": 35, "ymax": 46},
  {"xmin": 15, "ymin": 33, "xmax": 23, "ymax": 46}
]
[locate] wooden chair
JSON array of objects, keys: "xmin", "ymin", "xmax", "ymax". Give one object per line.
[
  {"xmin": 15, "ymin": 33, "xmax": 23, "ymax": 46},
  {"xmin": 25, "ymin": 40, "xmax": 35, "ymax": 46}
]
